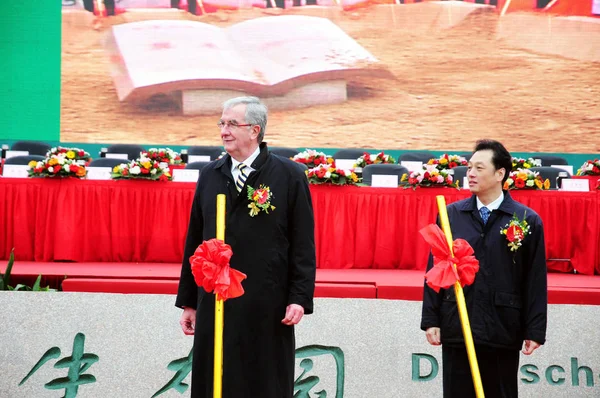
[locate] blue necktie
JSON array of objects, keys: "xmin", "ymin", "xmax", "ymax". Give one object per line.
[{"xmin": 480, "ymin": 207, "xmax": 490, "ymax": 224}]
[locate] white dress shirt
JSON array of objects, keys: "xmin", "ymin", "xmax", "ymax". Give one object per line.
[
  {"xmin": 231, "ymin": 146, "xmax": 260, "ymax": 182},
  {"xmin": 476, "ymin": 191, "xmax": 504, "ymax": 212}
]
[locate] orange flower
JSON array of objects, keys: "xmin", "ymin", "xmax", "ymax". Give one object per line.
[
  {"xmin": 534, "ymin": 179, "xmax": 543, "ymax": 189},
  {"xmin": 503, "ymin": 181, "xmax": 509, "ymax": 190},
  {"xmin": 76, "ymin": 167, "xmax": 86, "ymax": 177},
  {"xmin": 543, "ymin": 179, "xmax": 550, "ymax": 190}
]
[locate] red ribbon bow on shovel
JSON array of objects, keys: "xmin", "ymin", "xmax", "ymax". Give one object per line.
[
  {"xmin": 190, "ymin": 239, "xmax": 247, "ymax": 300},
  {"xmin": 419, "ymin": 224, "xmax": 480, "ymax": 293}
]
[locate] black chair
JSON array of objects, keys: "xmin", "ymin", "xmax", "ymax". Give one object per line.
[
  {"xmin": 106, "ymin": 144, "xmax": 145, "ymax": 160},
  {"xmin": 399, "ymin": 151, "xmax": 436, "ymax": 164},
  {"xmin": 4, "ymin": 155, "xmax": 46, "ymax": 165},
  {"xmin": 534, "ymin": 155, "xmax": 568, "ymax": 167},
  {"xmin": 187, "ymin": 146, "xmax": 224, "ymax": 161},
  {"xmin": 451, "ymin": 166, "xmax": 468, "ymax": 187},
  {"xmin": 89, "ymin": 158, "xmax": 128, "ymax": 168},
  {"xmin": 332, "ymin": 148, "xmax": 369, "ymax": 160},
  {"xmin": 270, "ymin": 147, "xmax": 300, "ymax": 158},
  {"xmin": 362, "ymin": 164, "xmax": 409, "ymax": 186},
  {"xmin": 11, "ymin": 141, "xmax": 51, "ymax": 156},
  {"xmin": 530, "ymin": 166, "xmax": 569, "ymax": 189},
  {"xmin": 185, "ymin": 161, "xmax": 211, "ymax": 171},
  {"xmin": 456, "ymin": 152, "xmax": 472, "ymax": 161}
]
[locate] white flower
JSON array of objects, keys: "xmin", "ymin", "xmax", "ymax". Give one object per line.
[
  {"xmin": 159, "ymin": 162, "xmax": 169, "ymax": 170},
  {"xmin": 130, "ymin": 166, "xmax": 141, "ymax": 175},
  {"xmin": 526, "ymin": 179, "xmax": 535, "ymax": 187},
  {"xmin": 507, "ymin": 178, "xmax": 514, "ymax": 185},
  {"xmin": 36, "ymin": 161, "xmax": 44, "ymax": 169},
  {"xmin": 48, "ymin": 166, "xmax": 54, "ymax": 173},
  {"xmin": 324, "ymin": 171, "xmax": 331, "ymax": 178},
  {"xmin": 417, "ymin": 175, "xmax": 424, "ymax": 183},
  {"xmin": 437, "ymin": 175, "xmax": 444, "ymax": 183},
  {"xmin": 151, "ymin": 169, "xmax": 157, "ymax": 175},
  {"xmin": 587, "ymin": 163, "xmax": 594, "ymax": 171}
]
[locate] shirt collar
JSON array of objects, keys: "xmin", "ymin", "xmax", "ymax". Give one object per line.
[
  {"xmin": 231, "ymin": 146, "xmax": 260, "ymax": 171},
  {"xmin": 476, "ymin": 191, "xmax": 504, "ymax": 211}
]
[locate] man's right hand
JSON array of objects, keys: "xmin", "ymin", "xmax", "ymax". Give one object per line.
[
  {"xmin": 426, "ymin": 327, "xmax": 441, "ymax": 346},
  {"xmin": 180, "ymin": 307, "xmax": 196, "ymax": 335}
]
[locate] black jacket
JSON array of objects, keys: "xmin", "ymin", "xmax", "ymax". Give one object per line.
[{"xmin": 421, "ymin": 192, "xmax": 547, "ymax": 350}]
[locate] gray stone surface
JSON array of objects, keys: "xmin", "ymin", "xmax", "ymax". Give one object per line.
[{"xmin": 1, "ymin": 293, "xmax": 599, "ymax": 397}]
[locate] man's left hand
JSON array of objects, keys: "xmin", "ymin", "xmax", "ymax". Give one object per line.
[
  {"xmin": 522, "ymin": 340, "xmax": 541, "ymax": 355},
  {"xmin": 281, "ymin": 304, "xmax": 304, "ymax": 325}
]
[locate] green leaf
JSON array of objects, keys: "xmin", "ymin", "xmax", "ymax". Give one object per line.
[
  {"xmin": 32, "ymin": 275, "xmax": 42, "ymax": 291},
  {"xmin": 0, "ymin": 249, "xmax": 15, "ymax": 290}
]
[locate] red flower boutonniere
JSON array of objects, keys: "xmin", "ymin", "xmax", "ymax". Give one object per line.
[
  {"xmin": 500, "ymin": 212, "xmax": 531, "ymax": 252},
  {"xmin": 247, "ymin": 184, "xmax": 275, "ymax": 217}
]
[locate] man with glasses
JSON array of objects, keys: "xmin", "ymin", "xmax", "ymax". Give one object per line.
[{"xmin": 176, "ymin": 96, "xmax": 316, "ymax": 398}]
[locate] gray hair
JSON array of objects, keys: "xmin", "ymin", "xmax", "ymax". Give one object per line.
[{"xmin": 222, "ymin": 96, "xmax": 268, "ymax": 144}]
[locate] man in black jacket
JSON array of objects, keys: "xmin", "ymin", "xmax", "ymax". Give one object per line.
[
  {"xmin": 421, "ymin": 139, "xmax": 547, "ymax": 398},
  {"xmin": 176, "ymin": 96, "xmax": 316, "ymax": 397}
]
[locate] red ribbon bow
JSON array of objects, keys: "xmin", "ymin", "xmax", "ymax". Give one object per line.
[
  {"xmin": 190, "ymin": 239, "xmax": 247, "ymax": 300},
  {"xmin": 419, "ymin": 224, "xmax": 480, "ymax": 293}
]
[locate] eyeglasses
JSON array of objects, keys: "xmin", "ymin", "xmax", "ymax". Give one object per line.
[{"xmin": 217, "ymin": 120, "xmax": 254, "ymax": 130}]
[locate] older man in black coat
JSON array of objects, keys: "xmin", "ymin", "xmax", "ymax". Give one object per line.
[
  {"xmin": 176, "ymin": 96, "xmax": 316, "ymax": 398},
  {"xmin": 421, "ymin": 139, "xmax": 547, "ymax": 398}
]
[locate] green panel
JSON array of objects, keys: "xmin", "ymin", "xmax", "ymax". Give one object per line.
[{"xmin": 0, "ymin": 2, "xmax": 61, "ymax": 142}]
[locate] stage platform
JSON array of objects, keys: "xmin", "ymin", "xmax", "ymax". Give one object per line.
[{"xmin": 9, "ymin": 261, "xmax": 600, "ymax": 305}]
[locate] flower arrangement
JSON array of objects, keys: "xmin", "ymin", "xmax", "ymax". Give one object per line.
[
  {"xmin": 354, "ymin": 151, "xmax": 396, "ymax": 168},
  {"xmin": 306, "ymin": 164, "xmax": 358, "ymax": 185},
  {"xmin": 143, "ymin": 148, "xmax": 183, "ymax": 165},
  {"xmin": 500, "ymin": 212, "xmax": 531, "ymax": 252},
  {"xmin": 576, "ymin": 159, "xmax": 600, "ymax": 176},
  {"xmin": 503, "ymin": 169, "xmax": 549, "ymax": 190},
  {"xmin": 27, "ymin": 155, "xmax": 88, "ymax": 179},
  {"xmin": 292, "ymin": 150, "xmax": 335, "ymax": 169},
  {"xmin": 111, "ymin": 155, "xmax": 172, "ymax": 181},
  {"xmin": 46, "ymin": 146, "xmax": 92, "ymax": 165},
  {"xmin": 511, "ymin": 157, "xmax": 541, "ymax": 171},
  {"xmin": 400, "ymin": 165, "xmax": 458, "ymax": 189},
  {"xmin": 427, "ymin": 154, "xmax": 468, "ymax": 170},
  {"xmin": 247, "ymin": 184, "xmax": 275, "ymax": 217}
]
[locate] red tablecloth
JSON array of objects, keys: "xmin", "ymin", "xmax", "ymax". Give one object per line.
[{"xmin": 1, "ymin": 178, "xmax": 598, "ymax": 274}]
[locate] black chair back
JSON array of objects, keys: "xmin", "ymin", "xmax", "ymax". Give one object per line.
[
  {"xmin": 89, "ymin": 158, "xmax": 128, "ymax": 168},
  {"xmin": 530, "ymin": 166, "xmax": 569, "ymax": 189},
  {"xmin": 451, "ymin": 166, "xmax": 468, "ymax": 187},
  {"xmin": 4, "ymin": 155, "xmax": 46, "ymax": 165},
  {"xmin": 187, "ymin": 146, "xmax": 224, "ymax": 160},
  {"xmin": 270, "ymin": 147, "xmax": 300, "ymax": 158},
  {"xmin": 362, "ymin": 164, "xmax": 409, "ymax": 186},
  {"xmin": 106, "ymin": 144, "xmax": 145, "ymax": 160},
  {"xmin": 332, "ymin": 148, "xmax": 369, "ymax": 161},
  {"xmin": 11, "ymin": 141, "xmax": 51, "ymax": 156},
  {"xmin": 534, "ymin": 155, "xmax": 568, "ymax": 167},
  {"xmin": 399, "ymin": 151, "xmax": 436, "ymax": 164}
]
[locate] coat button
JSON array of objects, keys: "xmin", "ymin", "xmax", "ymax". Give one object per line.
[{"xmin": 480, "ymin": 233, "xmax": 485, "ymax": 237}]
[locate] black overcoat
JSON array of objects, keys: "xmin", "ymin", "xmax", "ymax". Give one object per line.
[{"xmin": 176, "ymin": 143, "xmax": 316, "ymax": 398}]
